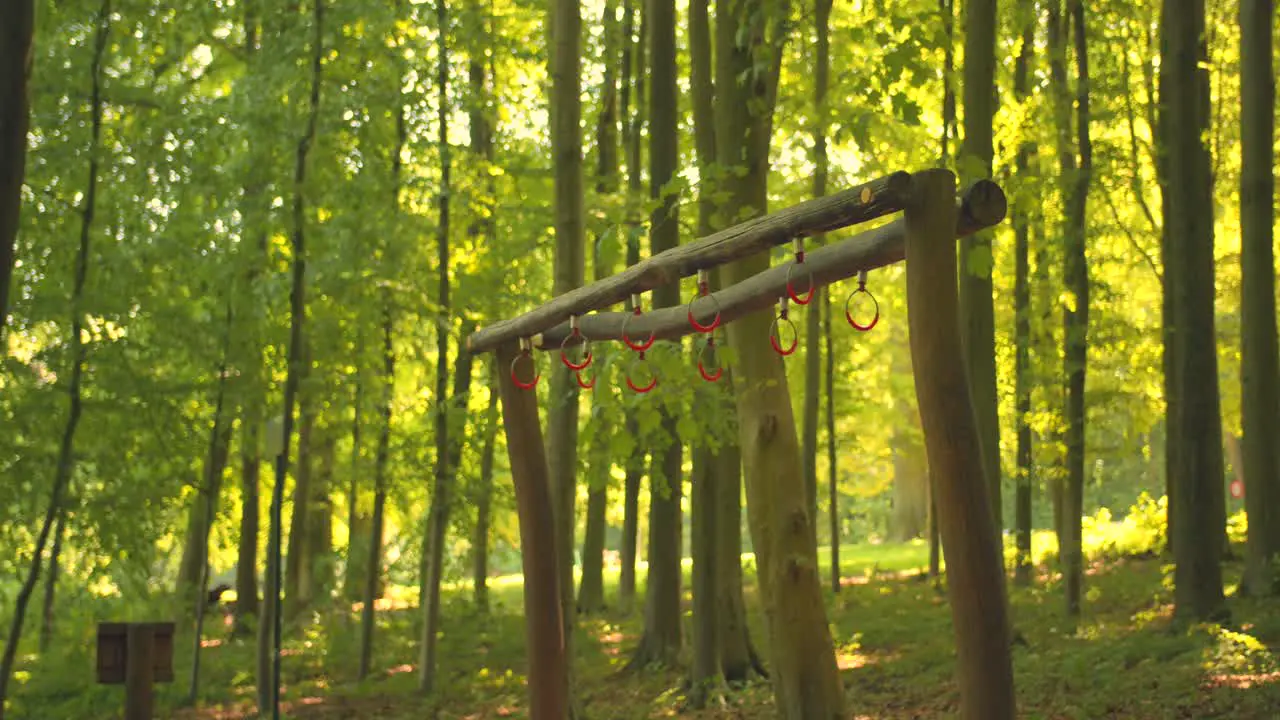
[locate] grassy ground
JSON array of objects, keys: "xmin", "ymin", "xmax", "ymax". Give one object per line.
[{"xmin": 10, "ymin": 532, "xmax": 1280, "ymax": 718}]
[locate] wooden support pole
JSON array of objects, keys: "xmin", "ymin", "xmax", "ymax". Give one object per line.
[
  {"xmin": 904, "ymin": 168, "xmax": 1015, "ymax": 719},
  {"xmin": 124, "ymin": 623, "xmax": 155, "ymax": 720},
  {"xmin": 532, "ymin": 179, "xmax": 1006, "ymax": 348},
  {"xmin": 494, "ymin": 341, "xmax": 570, "ymax": 720},
  {"xmin": 468, "ymin": 171, "xmax": 913, "ymax": 353}
]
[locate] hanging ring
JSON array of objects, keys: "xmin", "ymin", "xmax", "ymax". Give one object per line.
[
  {"xmin": 625, "ymin": 350, "xmax": 658, "ymax": 393},
  {"xmin": 697, "ymin": 336, "xmax": 723, "ymax": 382},
  {"xmin": 621, "ymin": 300, "xmax": 656, "ymax": 352},
  {"xmin": 687, "ymin": 270, "xmax": 722, "ymax": 333},
  {"xmin": 845, "ymin": 272, "xmax": 880, "ymax": 332},
  {"xmin": 786, "ymin": 239, "xmax": 815, "ymax": 305},
  {"xmin": 770, "ymin": 300, "xmax": 798, "ymax": 356},
  {"xmin": 559, "ymin": 317, "xmax": 592, "ymax": 370},
  {"xmin": 511, "ymin": 341, "xmax": 540, "ymax": 390},
  {"xmin": 574, "ymin": 367, "xmax": 596, "ymax": 389}
]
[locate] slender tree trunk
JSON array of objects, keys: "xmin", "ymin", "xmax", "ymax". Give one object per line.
[
  {"xmin": 190, "ymin": 311, "xmax": 236, "ymax": 703},
  {"xmin": 344, "ymin": 373, "xmax": 365, "ymax": 602},
  {"xmin": 627, "ymin": 0, "xmax": 682, "ymax": 669},
  {"xmin": 359, "ymin": 302, "xmax": 395, "ymax": 681},
  {"xmin": 0, "ymin": 5, "xmax": 108, "ymax": 712},
  {"xmin": 826, "ymin": 290, "xmax": 840, "ymax": 592},
  {"xmin": 285, "ymin": 366, "xmax": 317, "ymax": 616},
  {"xmin": 714, "ymin": 433, "xmax": 766, "ymax": 681},
  {"xmin": 688, "ymin": 447, "xmax": 725, "ymax": 706},
  {"xmin": 1239, "ymin": 0, "xmax": 1280, "ymax": 597},
  {"xmin": 260, "ymin": 2, "xmax": 324, "ymax": 710},
  {"xmin": 957, "ymin": 0, "xmax": 1001, "ymax": 531},
  {"xmin": 616, "ymin": 0, "xmax": 646, "ymax": 615},
  {"xmin": 306, "ymin": 428, "xmax": 335, "ymax": 598},
  {"xmin": 803, "ymin": 0, "xmax": 833, "ymax": 551},
  {"xmin": 1011, "ymin": 0, "xmax": 1036, "ymax": 588},
  {"xmin": 38, "ymin": 510, "xmax": 66, "ymax": 653},
  {"xmin": 1160, "ymin": 0, "xmax": 1227, "ymax": 622},
  {"xmin": 0, "ymin": 0, "xmax": 35, "ymax": 343},
  {"xmin": 473, "ymin": 366, "xmax": 500, "ymax": 611},
  {"xmin": 419, "ymin": 0, "xmax": 461, "ymax": 691},
  {"xmin": 235, "ymin": 0, "xmax": 265, "ymax": 633},
  {"xmin": 547, "ymin": 0, "xmax": 585, "ymax": 698}
]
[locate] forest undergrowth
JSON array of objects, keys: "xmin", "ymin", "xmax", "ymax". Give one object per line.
[{"xmin": 9, "ymin": 507, "xmax": 1280, "ymax": 720}]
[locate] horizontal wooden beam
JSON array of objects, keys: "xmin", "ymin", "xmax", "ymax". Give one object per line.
[
  {"xmin": 467, "ymin": 170, "xmax": 914, "ymax": 353},
  {"xmin": 530, "ymin": 180, "xmax": 1005, "ymax": 349}
]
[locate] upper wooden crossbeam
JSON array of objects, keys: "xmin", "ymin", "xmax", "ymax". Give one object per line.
[
  {"xmin": 466, "ymin": 170, "xmax": 914, "ymax": 354},
  {"xmin": 530, "ymin": 180, "xmax": 1007, "ymax": 348}
]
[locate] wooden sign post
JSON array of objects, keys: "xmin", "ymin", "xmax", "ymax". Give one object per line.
[{"xmin": 96, "ymin": 621, "xmax": 175, "ymax": 719}]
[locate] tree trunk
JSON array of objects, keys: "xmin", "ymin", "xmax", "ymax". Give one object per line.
[
  {"xmin": 616, "ymin": 0, "xmax": 646, "ymax": 615},
  {"xmin": 688, "ymin": 446, "xmax": 725, "ymax": 706},
  {"xmin": 957, "ymin": 0, "xmax": 1001, "ymax": 531},
  {"xmin": 38, "ymin": 510, "xmax": 66, "ymax": 653},
  {"xmin": 359, "ymin": 301, "xmax": 395, "ymax": 681},
  {"xmin": 420, "ymin": 331, "xmax": 476, "ymax": 691},
  {"xmin": 713, "ymin": 0, "xmax": 844, "ymax": 712},
  {"xmin": 285, "ymin": 370, "xmax": 316, "ymax": 617},
  {"xmin": 0, "ymin": 6, "xmax": 105, "ymax": 709},
  {"xmin": 577, "ymin": 461, "xmax": 609, "ymax": 614},
  {"xmin": 259, "ymin": 2, "xmax": 324, "ymax": 710},
  {"xmin": 1160, "ymin": 0, "xmax": 1227, "ymax": 621},
  {"xmin": 905, "ymin": 168, "xmax": 1016, "ymax": 720},
  {"xmin": 496, "ymin": 341, "xmax": 571, "ymax": 720},
  {"xmin": 1239, "ymin": 0, "xmax": 1280, "ymax": 597},
  {"xmin": 473, "ymin": 365, "xmax": 500, "ymax": 611},
  {"xmin": 826, "ymin": 280, "xmax": 840, "ymax": 593},
  {"xmin": 1011, "ymin": 0, "xmax": 1036, "ymax": 589},
  {"xmin": 628, "ymin": 0, "xmax": 682, "ymax": 669},
  {"xmin": 343, "ymin": 374, "xmax": 365, "ymax": 603},
  {"xmin": 306, "ymin": 430, "xmax": 335, "ymax": 599},
  {"xmin": 0, "ymin": 0, "xmax": 34, "ymax": 344},
  {"xmin": 714, "ymin": 434, "xmax": 766, "ymax": 682},
  {"xmin": 891, "ymin": 433, "xmax": 929, "ymax": 541},
  {"xmin": 547, "ymin": 0, "xmax": 585, "ymax": 691},
  {"xmin": 803, "ymin": 0, "xmax": 834, "ymax": 551}
]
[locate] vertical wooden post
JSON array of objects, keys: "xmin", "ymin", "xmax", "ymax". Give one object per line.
[
  {"xmin": 903, "ymin": 168, "xmax": 1015, "ymax": 719},
  {"xmin": 124, "ymin": 623, "xmax": 155, "ymax": 720},
  {"xmin": 494, "ymin": 341, "xmax": 570, "ymax": 720}
]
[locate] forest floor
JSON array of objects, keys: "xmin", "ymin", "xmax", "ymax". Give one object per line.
[{"xmin": 14, "ymin": 535, "xmax": 1280, "ymax": 719}]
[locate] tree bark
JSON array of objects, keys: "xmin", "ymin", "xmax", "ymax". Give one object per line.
[
  {"xmin": 1239, "ymin": 0, "xmax": 1280, "ymax": 597},
  {"xmin": 628, "ymin": 0, "xmax": 683, "ymax": 668},
  {"xmin": 358, "ymin": 302, "xmax": 395, "ymax": 681},
  {"xmin": 0, "ymin": 0, "xmax": 34, "ymax": 343},
  {"xmin": 957, "ymin": 0, "xmax": 1001, "ymax": 531},
  {"xmin": 1160, "ymin": 0, "xmax": 1227, "ymax": 621},
  {"xmin": 826, "ymin": 290, "xmax": 840, "ymax": 593},
  {"xmin": 473, "ymin": 365, "xmax": 500, "ymax": 611},
  {"xmin": 260, "ymin": 1, "xmax": 324, "ymax": 710},
  {"xmin": 803, "ymin": 0, "xmax": 834, "ymax": 550},
  {"xmin": 1011, "ymin": 0, "xmax": 1036, "ymax": 589},
  {"xmin": 713, "ymin": 0, "xmax": 844, "ymax": 712},
  {"xmin": 615, "ymin": 0, "xmax": 645, "ymax": 617},
  {"xmin": 905, "ymin": 168, "xmax": 1015, "ymax": 720},
  {"xmin": 547, "ymin": 0, "xmax": 585, "ymax": 688},
  {"xmin": 688, "ymin": 446, "xmax": 725, "ymax": 706},
  {"xmin": 714, "ymin": 432, "xmax": 766, "ymax": 681},
  {"xmin": 0, "ymin": 6, "xmax": 107, "ymax": 712},
  {"xmin": 38, "ymin": 509, "xmax": 66, "ymax": 654}
]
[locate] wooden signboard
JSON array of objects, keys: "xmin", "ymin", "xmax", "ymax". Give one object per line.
[
  {"xmin": 96, "ymin": 621, "xmax": 175, "ymax": 720},
  {"xmin": 96, "ymin": 622, "xmax": 175, "ymax": 684}
]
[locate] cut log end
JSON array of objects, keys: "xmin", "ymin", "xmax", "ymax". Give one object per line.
[{"xmin": 959, "ymin": 179, "xmax": 1008, "ymax": 230}]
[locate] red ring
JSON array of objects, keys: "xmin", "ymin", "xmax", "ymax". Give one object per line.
[
  {"xmin": 687, "ymin": 283, "xmax": 721, "ymax": 333},
  {"xmin": 770, "ymin": 316, "xmax": 798, "ymax": 356},
  {"xmin": 697, "ymin": 339, "xmax": 723, "ymax": 382},
  {"xmin": 845, "ymin": 287, "xmax": 880, "ymax": 332},
  {"xmin": 622, "ymin": 308, "xmax": 656, "ymax": 352},
  {"xmin": 626, "ymin": 352, "xmax": 658, "ymax": 393},
  {"xmin": 511, "ymin": 350, "xmax": 540, "ymax": 389},
  {"xmin": 575, "ymin": 368, "xmax": 596, "ymax": 389},
  {"xmin": 786, "ymin": 263, "xmax": 815, "ymax": 306},
  {"xmin": 559, "ymin": 331, "xmax": 592, "ymax": 371}
]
